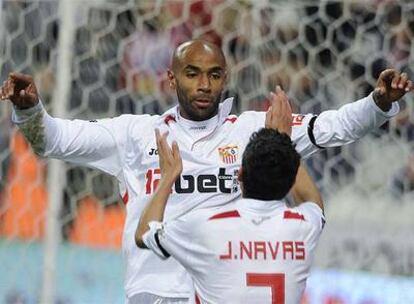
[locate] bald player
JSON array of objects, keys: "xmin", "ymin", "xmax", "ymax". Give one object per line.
[{"xmin": 1, "ymin": 39, "xmax": 412, "ymax": 303}]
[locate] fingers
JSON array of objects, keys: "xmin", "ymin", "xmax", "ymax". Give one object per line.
[
  {"xmin": 269, "ymin": 86, "xmax": 284, "ymax": 117},
  {"xmin": 379, "ymin": 69, "xmax": 397, "ymax": 84},
  {"xmin": 9, "ymin": 72, "xmax": 33, "ymax": 85},
  {"xmin": 406, "ymin": 80, "xmax": 413, "ymax": 92},
  {"xmin": 155, "ymin": 128, "xmax": 161, "ymax": 149},
  {"xmin": 398, "ymin": 73, "xmax": 408, "ymax": 89},
  {"xmin": 277, "ymin": 85, "xmax": 292, "ymax": 116},
  {"xmin": 389, "ymin": 72, "xmax": 413, "ymax": 92},
  {"xmin": 171, "ymin": 141, "xmax": 180, "ymax": 158},
  {"xmin": 397, "ymin": 73, "xmax": 412, "ymax": 92},
  {"xmin": 265, "ymin": 106, "xmax": 272, "ymax": 128},
  {"xmin": 266, "ymin": 85, "xmax": 293, "ymax": 135},
  {"xmin": 0, "ymin": 78, "xmax": 15, "ymax": 100},
  {"xmin": 171, "ymin": 141, "xmax": 182, "ymax": 169},
  {"xmin": 154, "ymin": 128, "xmax": 172, "ymax": 160},
  {"xmin": 391, "ymin": 72, "xmax": 400, "ymax": 89},
  {"xmin": 380, "ymin": 69, "xmax": 411, "ymax": 91},
  {"xmin": 373, "ymin": 86, "xmax": 386, "ymax": 98}
]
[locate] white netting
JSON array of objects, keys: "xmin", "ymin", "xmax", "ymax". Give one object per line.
[{"xmin": 0, "ymin": 0, "xmax": 413, "ymax": 302}]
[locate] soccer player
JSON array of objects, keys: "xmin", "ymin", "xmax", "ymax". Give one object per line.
[
  {"xmin": 0, "ymin": 39, "xmax": 412, "ymax": 303},
  {"xmin": 135, "ymin": 100, "xmax": 322, "ymax": 303}
]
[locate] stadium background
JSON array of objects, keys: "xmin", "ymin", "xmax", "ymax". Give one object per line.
[{"xmin": 0, "ymin": 0, "xmax": 414, "ymax": 303}]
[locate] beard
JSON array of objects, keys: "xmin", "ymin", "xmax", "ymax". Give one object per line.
[{"xmin": 176, "ymin": 85, "xmax": 221, "ymax": 121}]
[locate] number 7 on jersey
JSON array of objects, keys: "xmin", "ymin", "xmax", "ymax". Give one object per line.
[{"xmin": 246, "ymin": 273, "xmax": 285, "ymax": 304}]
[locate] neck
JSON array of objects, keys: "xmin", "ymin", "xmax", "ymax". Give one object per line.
[{"xmin": 179, "ymin": 111, "xmax": 217, "ymax": 122}]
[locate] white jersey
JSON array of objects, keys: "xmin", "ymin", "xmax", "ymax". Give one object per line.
[
  {"xmin": 12, "ymin": 95, "xmax": 398, "ymax": 298},
  {"xmin": 143, "ymin": 199, "xmax": 325, "ymax": 304}
]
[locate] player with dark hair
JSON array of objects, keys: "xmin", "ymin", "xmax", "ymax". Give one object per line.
[
  {"xmin": 240, "ymin": 129, "xmax": 300, "ymax": 201},
  {"xmin": 0, "ymin": 39, "xmax": 412, "ymax": 303},
  {"xmin": 135, "ymin": 98, "xmax": 322, "ymax": 302}
]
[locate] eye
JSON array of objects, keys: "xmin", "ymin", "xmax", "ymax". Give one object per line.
[
  {"xmin": 210, "ymin": 73, "xmax": 222, "ymax": 80},
  {"xmin": 186, "ymin": 72, "xmax": 197, "ymax": 78}
]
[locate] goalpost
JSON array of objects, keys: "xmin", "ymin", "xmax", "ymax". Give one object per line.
[{"xmin": 41, "ymin": 1, "xmax": 77, "ymax": 303}]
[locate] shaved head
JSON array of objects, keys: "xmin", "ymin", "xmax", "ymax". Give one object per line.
[
  {"xmin": 171, "ymin": 39, "xmax": 226, "ymax": 72},
  {"xmin": 167, "ymin": 39, "xmax": 227, "ymax": 121}
]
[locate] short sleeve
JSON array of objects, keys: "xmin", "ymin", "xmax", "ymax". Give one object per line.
[
  {"xmin": 296, "ymin": 202, "xmax": 325, "ymax": 231},
  {"xmin": 142, "ymin": 217, "xmax": 197, "ymax": 269},
  {"xmin": 142, "ymin": 221, "xmax": 170, "ymax": 260}
]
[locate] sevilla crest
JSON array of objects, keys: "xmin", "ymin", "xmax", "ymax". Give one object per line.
[{"xmin": 218, "ymin": 145, "xmax": 239, "ymax": 164}]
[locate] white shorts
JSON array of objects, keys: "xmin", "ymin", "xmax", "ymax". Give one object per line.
[{"xmin": 127, "ymin": 293, "xmax": 189, "ymax": 304}]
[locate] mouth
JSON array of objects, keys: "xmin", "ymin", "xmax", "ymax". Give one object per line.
[{"xmin": 193, "ymin": 98, "xmax": 213, "ymax": 109}]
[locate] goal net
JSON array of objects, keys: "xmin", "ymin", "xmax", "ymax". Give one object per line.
[{"xmin": 0, "ymin": 0, "xmax": 413, "ymax": 303}]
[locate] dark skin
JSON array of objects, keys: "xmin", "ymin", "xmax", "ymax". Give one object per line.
[
  {"xmin": 0, "ymin": 40, "xmax": 412, "ymax": 115},
  {"xmin": 167, "ymin": 40, "xmax": 227, "ymax": 121}
]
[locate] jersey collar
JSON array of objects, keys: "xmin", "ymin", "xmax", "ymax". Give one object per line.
[
  {"xmin": 236, "ymin": 198, "xmax": 286, "ymax": 217},
  {"xmin": 158, "ymin": 97, "xmax": 234, "ymax": 126}
]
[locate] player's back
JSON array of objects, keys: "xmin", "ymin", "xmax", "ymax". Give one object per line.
[{"xmin": 179, "ymin": 198, "xmax": 324, "ymax": 304}]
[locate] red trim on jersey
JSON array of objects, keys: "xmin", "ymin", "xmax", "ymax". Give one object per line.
[
  {"xmin": 195, "ymin": 293, "xmax": 201, "ymax": 304},
  {"xmin": 122, "ymin": 191, "xmax": 129, "ymax": 205},
  {"xmin": 164, "ymin": 115, "xmax": 176, "ymax": 125},
  {"xmin": 224, "ymin": 116, "xmax": 237, "ymax": 124},
  {"xmin": 209, "ymin": 210, "xmax": 240, "ymax": 220},
  {"xmin": 283, "ymin": 210, "xmax": 305, "ymax": 220},
  {"xmin": 291, "ymin": 114, "xmax": 305, "ymax": 126}
]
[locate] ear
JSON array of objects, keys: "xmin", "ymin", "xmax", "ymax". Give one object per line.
[
  {"xmin": 237, "ymin": 167, "xmax": 243, "ymax": 182},
  {"xmin": 167, "ymin": 70, "xmax": 176, "ymax": 90},
  {"xmin": 238, "ymin": 166, "xmax": 244, "ymax": 194}
]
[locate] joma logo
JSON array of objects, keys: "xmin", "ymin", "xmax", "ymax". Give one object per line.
[{"xmin": 148, "ymin": 148, "xmax": 158, "ymax": 156}]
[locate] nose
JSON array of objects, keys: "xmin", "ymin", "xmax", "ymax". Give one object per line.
[{"xmin": 198, "ymin": 74, "xmax": 211, "ymax": 92}]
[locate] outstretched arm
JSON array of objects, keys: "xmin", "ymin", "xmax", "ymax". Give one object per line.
[
  {"xmin": 290, "ymin": 69, "xmax": 413, "ymax": 159},
  {"xmin": 135, "ymin": 129, "xmax": 182, "ymax": 249},
  {"xmin": 0, "ymin": 72, "xmax": 133, "ymax": 176}
]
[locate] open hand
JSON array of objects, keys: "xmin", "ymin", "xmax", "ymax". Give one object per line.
[
  {"xmin": 373, "ymin": 69, "xmax": 412, "ymax": 111},
  {"xmin": 0, "ymin": 72, "xmax": 39, "ymax": 109},
  {"xmin": 155, "ymin": 129, "xmax": 182, "ymax": 182},
  {"xmin": 265, "ymin": 86, "xmax": 293, "ymax": 136}
]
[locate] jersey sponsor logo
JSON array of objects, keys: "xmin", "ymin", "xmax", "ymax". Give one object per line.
[
  {"xmin": 218, "ymin": 145, "xmax": 239, "ymax": 164},
  {"xmin": 145, "ymin": 167, "xmax": 239, "ymax": 194},
  {"xmin": 219, "ymin": 240, "xmax": 305, "ymax": 261},
  {"xmin": 148, "ymin": 148, "xmax": 158, "ymax": 156},
  {"xmin": 89, "ymin": 119, "xmax": 98, "ymax": 123}
]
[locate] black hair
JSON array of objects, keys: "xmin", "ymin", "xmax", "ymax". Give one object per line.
[{"xmin": 241, "ymin": 128, "xmax": 301, "ymax": 200}]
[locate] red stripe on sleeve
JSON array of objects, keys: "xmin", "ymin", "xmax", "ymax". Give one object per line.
[
  {"xmin": 283, "ymin": 210, "xmax": 305, "ymax": 220},
  {"xmin": 224, "ymin": 116, "xmax": 237, "ymax": 124},
  {"xmin": 164, "ymin": 115, "xmax": 176, "ymax": 125}
]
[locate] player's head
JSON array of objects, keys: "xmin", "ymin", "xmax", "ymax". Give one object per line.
[
  {"xmin": 239, "ymin": 128, "xmax": 301, "ymax": 200},
  {"xmin": 168, "ymin": 39, "xmax": 227, "ymax": 121}
]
